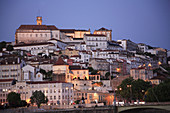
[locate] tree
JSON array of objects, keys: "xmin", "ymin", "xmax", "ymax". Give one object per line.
[
  {"xmin": 105, "ymin": 72, "xmax": 110, "ymax": 79},
  {"xmin": 91, "ymin": 70, "xmax": 98, "ymax": 75},
  {"xmin": 7, "ymin": 92, "xmax": 21, "ymax": 107},
  {"xmin": 20, "ymin": 100, "xmax": 27, "ymax": 107},
  {"xmin": 116, "ymin": 77, "xmax": 151, "ymax": 102},
  {"xmin": 145, "ymin": 79, "xmax": 170, "ymax": 102},
  {"xmin": 6, "ymin": 45, "xmax": 14, "ymax": 51},
  {"xmin": 0, "ymin": 41, "xmax": 6, "ymax": 51},
  {"xmin": 30, "ymin": 90, "xmax": 48, "ymax": 108},
  {"xmin": 88, "ymin": 67, "xmax": 94, "ymax": 72},
  {"xmin": 46, "ymin": 70, "xmax": 53, "ymax": 78},
  {"xmin": 40, "ymin": 69, "xmax": 47, "ymax": 76}
]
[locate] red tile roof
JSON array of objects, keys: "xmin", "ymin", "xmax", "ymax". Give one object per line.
[
  {"xmin": 26, "ymin": 81, "xmax": 67, "ymax": 84},
  {"xmin": 54, "ymin": 57, "xmax": 68, "ymax": 65},
  {"xmin": 17, "ymin": 25, "xmax": 58, "ymax": 30},
  {"xmin": 14, "ymin": 42, "xmax": 54, "ymax": 47},
  {"xmin": 60, "ymin": 29, "xmax": 89, "ymax": 33},
  {"xmin": 0, "ymin": 79, "xmax": 13, "ymax": 82},
  {"xmin": 85, "ymin": 34, "xmax": 106, "ymax": 37}
]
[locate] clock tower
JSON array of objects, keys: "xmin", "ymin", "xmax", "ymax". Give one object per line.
[{"xmin": 36, "ymin": 16, "xmax": 42, "ymax": 25}]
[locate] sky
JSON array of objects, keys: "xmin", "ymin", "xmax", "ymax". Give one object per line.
[{"xmin": 0, "ymin": 0, "xmax": 170, "ymax": 50}]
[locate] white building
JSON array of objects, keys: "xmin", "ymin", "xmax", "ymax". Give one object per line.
[
  {"xmin": 8, "ymin": 81, "xmax": 73, "ymax": 106},
  {"xmin": 22, "ymin": 65, "xmax": 43, "ymax": 81},
  {"xmin": 14, "ymin": 39, "xmax": 67, "ymax": 56},
  {"xmin": 117, "ymin": 39, "xmax": 139, "ymax": 52},
  {"xmin": 84, "ymin": 34, "xmax": 107, "ymax": 50},
  {"xmin": 138, "ymin": 43, "xmax": 149, "ymax": 53}
]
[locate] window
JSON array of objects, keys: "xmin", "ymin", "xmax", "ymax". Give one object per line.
[
  {"xmin": 77, "ymin": 71, "xmax": 79, "ymax": 74},
  {"xmin": 54, "ymin": 90, "xmax": 56, "ymax": 93},
  {"xmin": 59, "ymin": 96, "xmax": 61, "ymax": 99},
  {"xmin": 54, "ymin": 96, "xmax": 56, "ymax": 100},
  {"xmin": 36, "ymin": 34, "xmax": 38, "ymax": 37},
  {"xmin": 50, "ymin": 96, "xmax": 52, "ymax": 100},
  {"xmin": 58, "ymin": 89, "xmax": 60, "ymax": 93},
  {"xmin": 56, "ymin": 34, "xmax": 58, "ymax": 37},
  {"xmin": 46, "ymin": 90, "xmax": 48, "ymax": 93}
]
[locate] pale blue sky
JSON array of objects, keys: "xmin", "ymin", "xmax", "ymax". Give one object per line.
[{"xmin": 0, "ymin": 0, "xmax": 170, "ymax": 50}]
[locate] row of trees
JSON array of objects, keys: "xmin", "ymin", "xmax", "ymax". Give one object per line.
[
  {"xmin": 145, "ymin": 79, "xmax": 170, "ymax": 102},
  {"xmin": 116, "ymin": 77, "xmax": 151, "ymax": 102},
  {"xmin": 7, "ymin": 91, "xmax": 48, "ymax": 108},
  {"xmin": 116, "ymin": 77, "xmax": 170, "ymax": 102}
]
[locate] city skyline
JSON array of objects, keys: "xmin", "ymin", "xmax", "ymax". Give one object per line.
[{"xmin": 0, "ymin": 0, "xmax": 170, "ymax": 50}]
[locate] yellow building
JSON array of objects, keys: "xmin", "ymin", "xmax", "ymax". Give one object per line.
[
  {"xmin": 71, "ymin": 69, "xmax": 89, "ymax": 80},
  {"xmin": 93, "ymin": 27, "xmax": 112, "ymax": 41},
  {"xmin": 60, "ymin": 29, "xmax": 91, "ymax": 38},
  {"xmin": 61, "ymin": 48, "xmax": 79, "ymax": 57},
  {"xmin": 52, "ymin": 57, "xmax": 71, "ymax": 82},
  {"xmin": 74, "ymin": 90, "xmax": 114, "ymax": 105}
]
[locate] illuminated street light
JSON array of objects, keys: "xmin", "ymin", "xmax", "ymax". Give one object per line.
[
  {"xmin": 158, "ymin": 61, "xmax": 161, "ymax": 65},
  {"xmin": 148, "ymin": 63, "xmax": 152, "ymax": 67},
  {"xmin": 116, "ymin": 68, "xmax": 120, "ymax": 72}
]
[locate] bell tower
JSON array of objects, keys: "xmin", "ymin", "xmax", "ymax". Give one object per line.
[{"xmin": 36, "ymin": 16, "xmax": 42, "ymax": 25}]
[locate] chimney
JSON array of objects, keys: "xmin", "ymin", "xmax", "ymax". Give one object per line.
[{"xmin": 36, "ymin": 16, "xmax": 42, "ymax": 25}]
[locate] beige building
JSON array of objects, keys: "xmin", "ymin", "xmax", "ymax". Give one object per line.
[
  {"xmin": 0, "ymin": 55, "xmax": 25, "ymax": 81},
  {"xmin": 93, "ymin": 27, "xmax": 112, "ymax": 41},
  {"xmin": 0, "ymin": 79, "xmax": 14, "ymax": 104},
  {"xmin": 74, "ymin": 90, "xmax": 113, "ymax": 105},
  {"xmin": 61, "ymin": 48, "xmax": 79, "ymax": 57},
  {"xmin": 5, "ymin": 81, "xmax": 73, "ymax": 106},
  {"xmin": 15, "ymin": 16, "xmax": 60, "ymax": 44},
  {"xmin": 71, "ymin": 69, "xmax": 89, "ymax": 80},
  {"xmin": 130, "ymin": 67, "xmax": 153, "ymax": 81},
  {"xmin": 53, "ymin": 57, "xmax": 72, "ymax": 82},
  {"xmin": 60, "ymin": 29, "xmax": 91, "ymax": 39}
]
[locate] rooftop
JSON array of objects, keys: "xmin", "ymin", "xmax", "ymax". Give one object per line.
[
  {"xmin": 54, "ymin": 57, "xmax": 68, "ymax": 65},
  {"xmin": 17, "ymin": 25, "xmax": 58, "ymax": 30}
]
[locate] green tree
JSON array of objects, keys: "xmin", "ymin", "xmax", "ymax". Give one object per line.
[
  {"xmin": 145, "ymin": 79, "xmax": 170, "ymax": 102},
  {"xmin": 46, "ymin": 70, "xmax": 53, "ymax": 78},
  {"xmin": 7, "ymin": 92, "xmax": 21, "ymax": 107},
  {"xmin": 0, "ymin": 41, "xmax": 7, "ymax": 51},
  {"xmin": 40, "ymin": 69, "xmax": 47, "ymax": 76},
  {"xmin": 6, "ymin": 45, "xmax": 14, "ymax": 51},
  {"xmin": 30, "ymin": 90, "xmax": 48, "ymax": 108},
  {"xmin": 116, "ymin": 77, "xmax": 151, "ymax": 102},
  {"xmin": 88, "ymin": 67, "xmax": 94, "ymax": 72}
]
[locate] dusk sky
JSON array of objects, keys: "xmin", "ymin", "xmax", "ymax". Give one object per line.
[{"xmin": 0, "ymin": 0, "xmax": 170, "ymax": 50}]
